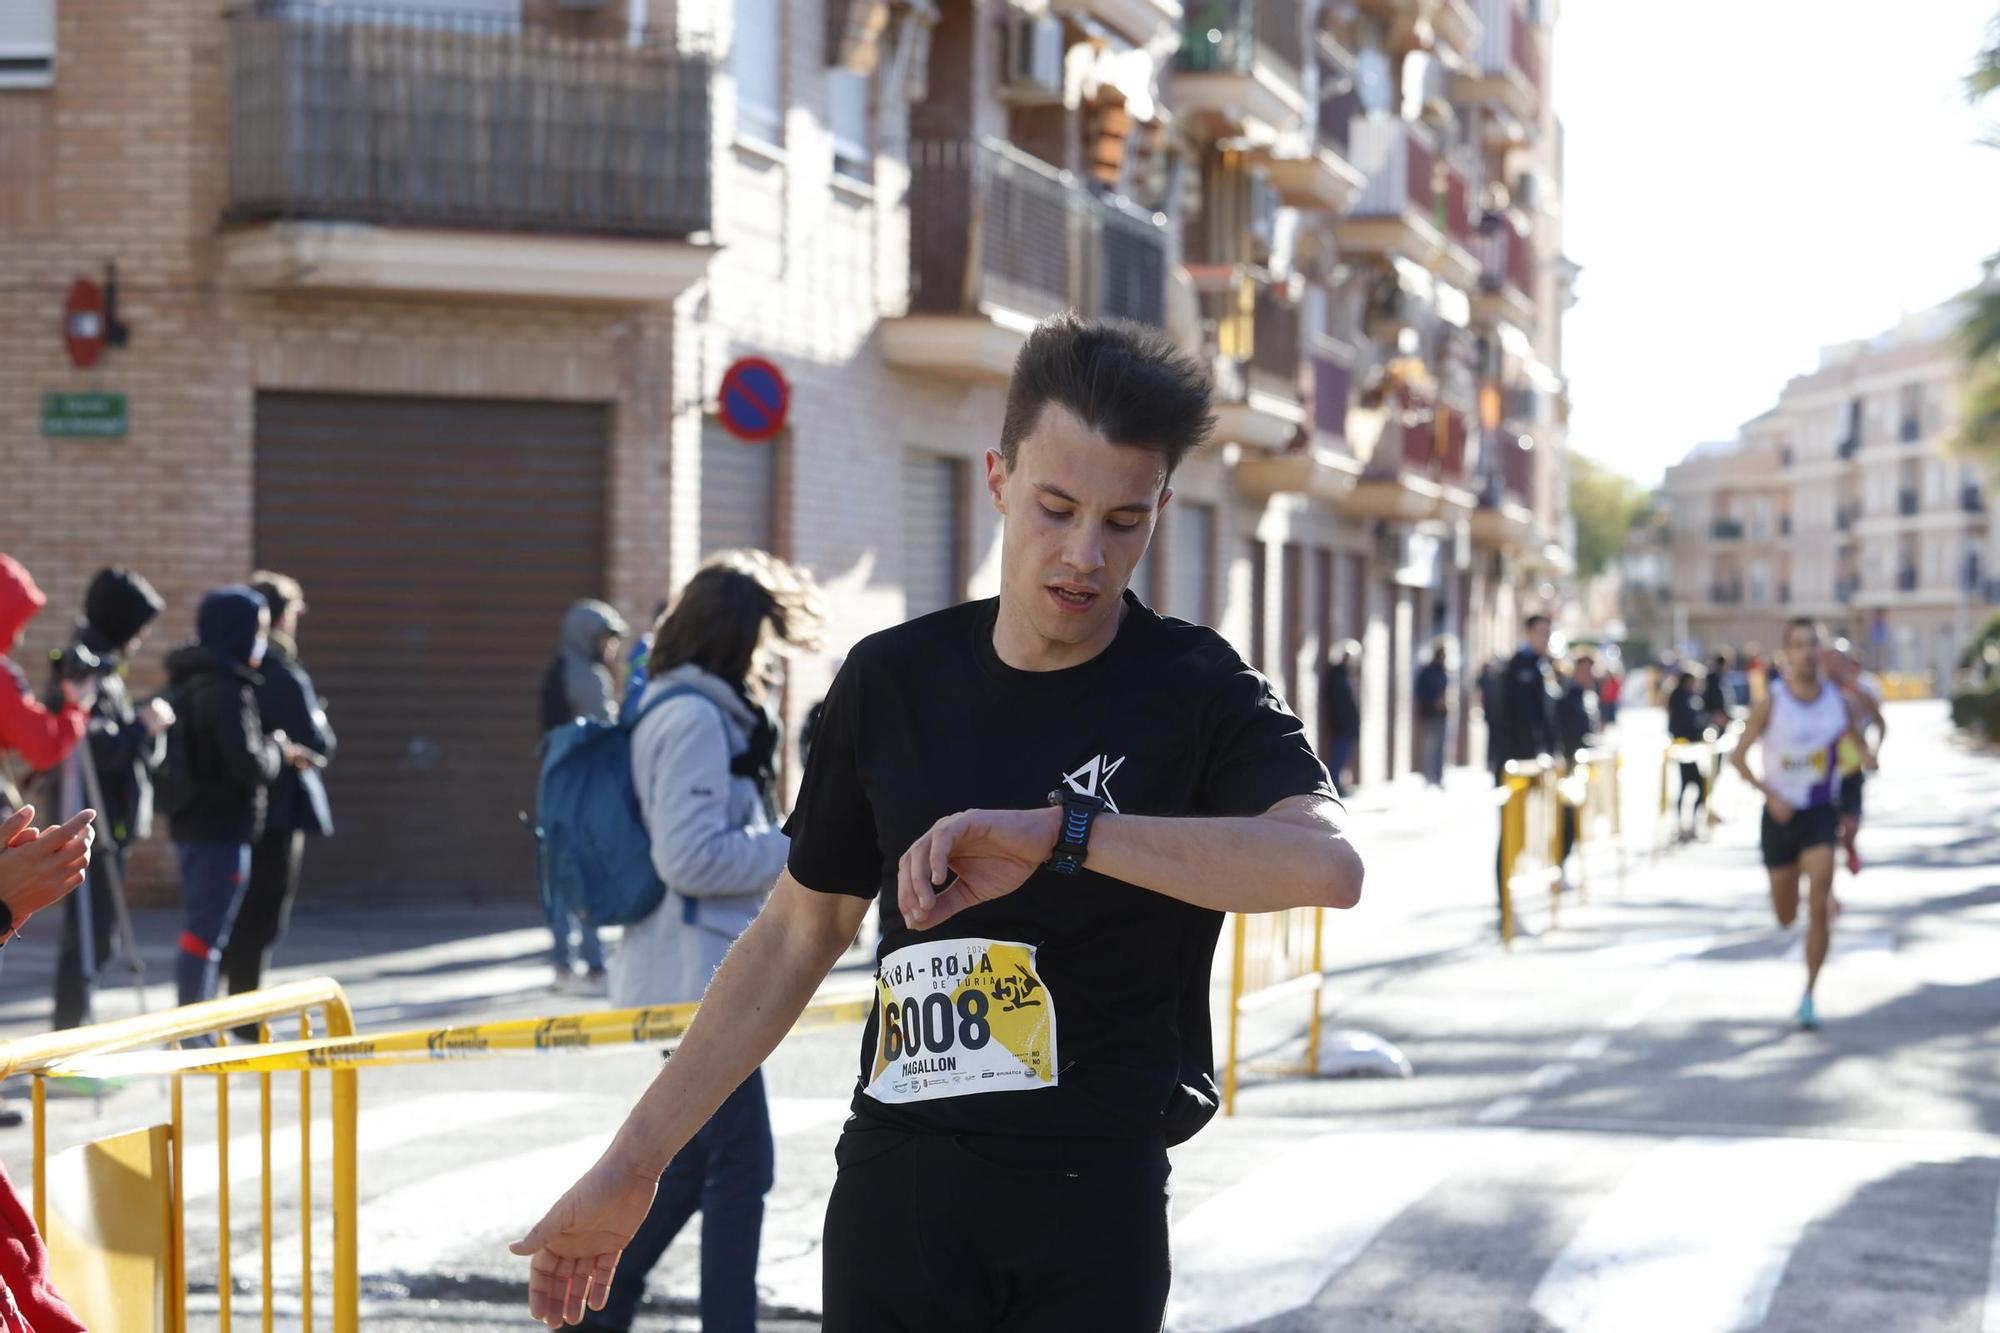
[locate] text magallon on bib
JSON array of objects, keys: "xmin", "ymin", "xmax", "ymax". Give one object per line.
[{"xmin": 863, "ymin": 937, "xmax": 1057, "ymax": 1104}]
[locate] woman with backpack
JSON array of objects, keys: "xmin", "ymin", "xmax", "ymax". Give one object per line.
[{"xmin": 584, "ymin": 550, "xmax": 822, "ymax": 1333}]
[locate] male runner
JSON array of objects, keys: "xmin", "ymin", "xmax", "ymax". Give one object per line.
[
  {"xmin": 1730, "ymin": 618, "xmax": 1866, "ymax": 1030},
  {"xmin": 1821, "ymin": 639, "xmax": 1884, "ymax": 877},
  {"xmin": 509, "ymin": 314, "xmax": 1365, "ymax": 1330}
]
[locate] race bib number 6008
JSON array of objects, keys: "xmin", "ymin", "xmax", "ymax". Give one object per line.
[{"xmin": 863, "ymin": 937, "xmax": 1057, "ymax": 1105}]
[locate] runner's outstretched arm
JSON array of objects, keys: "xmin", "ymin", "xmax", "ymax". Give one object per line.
[
  {"xmin": 509, "ymin": 872, "xmax": 870, "ymax": 1329},
  {"xmin": 900, "ymin": 793, "xmax": 1362, "ymax": 929}
]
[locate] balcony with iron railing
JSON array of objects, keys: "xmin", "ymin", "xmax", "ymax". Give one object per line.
[
  {"xmin": 1711, "ymin": 518, "xmax": 1744, "ymax": 540},
  {"xmin": 1472, "ymin": 223, "xmax": 1536, "ymax": 330},
  {"xmin": 1343, "ymin": 401, "xmax": 1479, "ymax": 524},
  {"xmin": 1339, "ymin": 117, "xmax": 1481, "ymax": 290},
  {"xmin": 1454, "ymin": 0, "xmax": 1539, "ymax": 122},
  {"xmin": 1171, "ymin": 0, "xmax": 1308, "ymax": 135},
  {"xmin": 1711, "ymin": 583, "xmax": 1744, "ymax": 606},
  {"xmin": 1197, "ymin": 271, "xmax": 1308, "ymax": 450},
  {"xmin": 885, "ymin": 137, "xmax": 1168, "ymax": 383},
  {"xmin": 219, "ymin": 2, "xmax": 716, "ymax": 302}
]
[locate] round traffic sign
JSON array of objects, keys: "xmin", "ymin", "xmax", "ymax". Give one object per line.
[{"xmin": 718, "ymin": 357, "xmax": 790, "ymax": 443}]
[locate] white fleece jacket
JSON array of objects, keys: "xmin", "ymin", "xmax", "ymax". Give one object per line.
[{"xmin": 610, "ymin": 665, "xmax": 790, "ymax": 1008}]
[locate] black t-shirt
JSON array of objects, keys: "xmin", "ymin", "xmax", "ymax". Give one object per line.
[{"xmin": 784, "ymin": 592, "xmax": 1333, "ymax": 1141}]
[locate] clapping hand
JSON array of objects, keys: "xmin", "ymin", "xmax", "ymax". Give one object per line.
[{"xmin": 0, "ymin": 806, "xmax": 97, "ymax": 938}]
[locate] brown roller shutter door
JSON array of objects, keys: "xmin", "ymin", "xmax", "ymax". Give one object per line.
[{"xmin": 254, "ymin": 391, "xmax": 610, "ymax": 903}]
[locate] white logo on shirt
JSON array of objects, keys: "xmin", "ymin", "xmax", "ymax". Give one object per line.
[{"xmin": 1061, "ymin": 754, "xmax": 1125, "ymax": 813}]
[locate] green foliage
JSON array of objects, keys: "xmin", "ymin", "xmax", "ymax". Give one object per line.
[
  {"xmin": 1961, "ymin": 610, "xmax": 2000, "ymax": 670},
  {"xmin": 1568, "ymin": 453, "xmax": 1648, "ymax": 580},
  {"xmin": 1954, "ymin": 17, "xmax": 2000, "ymax": 472},
  {"xmin": 1949, "ymin": 685, "xmax": 2000, "ymax": 742}
]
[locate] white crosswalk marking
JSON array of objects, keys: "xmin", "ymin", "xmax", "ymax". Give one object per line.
[
  {"xmin": 1530, "ymin": 1136, "xmax": 1936, "ymax": 1333},
  {"xmin": 1166, "ymin": 1129, "xmax": 1506, "ymax": 1333}
]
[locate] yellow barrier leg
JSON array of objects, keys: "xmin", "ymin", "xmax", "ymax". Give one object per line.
[
  {"xmin": 261, "ymin": 1021, "xmax": 274, "ymax": 1333},
  {"xmin": 299, "ymin": 1013, "xmax": 313, "ymax": 1333},
  {"xmin": 1222, "ymin": 915, "xmax": 1246, "ymax": 1116},
  {"xmin": 1547, "ymin": 772, "xmax": 1564, "ymax": 931},
  {"xmin": 1305, "ymin": 908, "xmax": 1324, "ymax": 1078},
  {"xmin": 1499, "ymin": 786, "xmax": 1521, "ymax": 949},
  {"xmin": 31, "ymin": 1075, "xmax": 45, "ymax": 1234},
  {"xmin": 333, "ymin": 1067, "xmax": 359, "ymax": 1333},
  {"xmin": 172, "ymin": 1073, "xmax": 187, "ymax": 1333},
  {"xmin": 218, "ymin": 1066, "xmax": 232, "ymax": 1333}
]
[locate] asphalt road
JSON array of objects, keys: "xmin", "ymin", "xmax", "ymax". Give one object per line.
[{"xmin": 4, "ymin": 701, "xmax": 1995, "ymax": 1331}]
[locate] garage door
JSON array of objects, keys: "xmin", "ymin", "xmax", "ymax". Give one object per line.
[
  {"xmin": 254, "ymin": 392, "xmax": 609, "ymax": 902},
  {"xmin": 901, "ymin": 452, "xmax": 965, "ymax": 619},
  {"xmin": 701, "ymin": 420, "xmax": 777, "ymax": 556}
]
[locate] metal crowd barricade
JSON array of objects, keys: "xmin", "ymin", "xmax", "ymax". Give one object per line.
[
  {"xmin": 1221, "ymin": 906, "xmax": 1325, "ymax": 1115},
  {"xmin": 1495, "ymin": 756, "xmax": 1560, "ymax": 946},
  {"xmin": 1565, "ymin": 745, "xmax": 1627, "ymax": 897},
  {"xmin": 1656, "ymin": 729, "xmax": 1739, "ymax": 852},
  {"xmin": 0, "ymin": 978, "xmax": 360, "ymax": 1333}
]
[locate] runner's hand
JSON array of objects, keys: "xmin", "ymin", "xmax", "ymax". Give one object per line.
[
  {"xmin": 0, "ymin": 807, "xmax": 96, "ymax": 937},
  {"xmin": 1766, "ymin": 795, "xmax": 1795, "ymax": 824},
  {"xmin": 900, "ymin": 807, "xmax": 1063, "ymax": 930},
  {"xmin": 508, "ymin": 1155, "xmax": 656, "ymax": 1327}
]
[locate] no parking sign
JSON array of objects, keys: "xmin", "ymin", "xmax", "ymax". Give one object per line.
[{"xmin": 717, "ymin": 357, "xmax": 790, "ymax": 443}]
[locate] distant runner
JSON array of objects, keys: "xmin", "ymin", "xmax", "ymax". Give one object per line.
[
  {"xmin": 1822, "ymin": 639, "xmax": 1884, "ymax": 878},
  {"xmin": 1731, "ymin": 618, "xmax": 1868, "ymax": 1030}
]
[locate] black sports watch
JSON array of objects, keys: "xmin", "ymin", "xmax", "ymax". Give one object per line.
[{"xmin": 1044, "ymin": 787, "xmax": 1107, "ymax": 875}]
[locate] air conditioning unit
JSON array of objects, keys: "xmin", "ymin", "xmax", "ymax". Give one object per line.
[{"xmin": 1001, "ymin": 10, "xmax": 1065, "ymax": 104}]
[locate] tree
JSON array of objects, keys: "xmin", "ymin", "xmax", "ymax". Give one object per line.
[
  {"xmin": 1568, "ymin": 452, "xmax": 1647, "ymax": 580},
  {"xmin": 1952, "ymin": 14, "xmax": 2000, "ymax": 471}
]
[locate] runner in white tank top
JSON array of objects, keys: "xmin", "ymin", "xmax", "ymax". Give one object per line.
[{"xmin": 1730, "ymin": 619, "xmax": 1864, "ymax": 1030}]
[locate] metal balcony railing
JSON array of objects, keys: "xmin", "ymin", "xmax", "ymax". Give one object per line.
[
  {"xmin": 907, "ymin": 138, "xmax": 1167, "ymax": 329},
  {"xmin": 1313, "ymin": 355, "xmax": 1352, "ymax": 439},
  {"xmin": 1400, "ymin": 409, "xmax": 1468, "ymax": 482},
  {"xmin": 1176, "ymin": 0, "xmax": 1304, "ymax": 85},
  {"xmin": 1710, "ymin": 518, "xmax": 1744, "ymax": 540},
  {"xmin": 1711, "ymin": 584, "xmax": 1744, "ymax": 605},
  {"xmin": 225, "ymin": 2, "xmax": 713, "ymax": 238}
]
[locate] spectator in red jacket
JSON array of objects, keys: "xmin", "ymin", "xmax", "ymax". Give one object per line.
[{"xmin": 0, "ymin": 557, "xmax": 87, "ymax": 818}]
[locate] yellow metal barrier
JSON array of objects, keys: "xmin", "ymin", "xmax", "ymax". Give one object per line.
[
  {"xmin": 1566, "ymin": 746, "xmax": 1627, "ymax": 898},
  {"xmin": 1221, "ymin": 906, "xmax": 1324, "ymax": 1115},
  {"xmin": 1496, "ymin": 757, "xmax": 1560, "ymax": 946},
  {"xmin": 1877, "ymin": 671, "xmax": 1932, "ymax": 701},
  {"xmin": 1656, "ymin": 731, "xmax": 1738, "ymax": 850},
  {"xmin": 0, "ymin": 978, "xmax": 359, "ymax": 1333}
]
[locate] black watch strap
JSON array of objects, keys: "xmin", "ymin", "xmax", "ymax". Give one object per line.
[{"xmin": 1044, "ymin": 787, "xmax": 1106, "ymax": 875}]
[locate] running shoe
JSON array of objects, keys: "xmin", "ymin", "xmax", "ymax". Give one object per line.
[{"xmin": 1795, "ymin": 993, "xmax": 1819, "ymax": 1031}]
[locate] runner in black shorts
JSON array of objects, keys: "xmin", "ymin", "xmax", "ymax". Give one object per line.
[
  {"xmin": 509, "ymin": 315, "xmax": 1365, "ymax": 1330},
  {"xmin": 1732, "ymin": 618, "xmax": 1868, "ymax": 1030}
]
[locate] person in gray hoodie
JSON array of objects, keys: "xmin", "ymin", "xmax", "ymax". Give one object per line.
[
  {"xmin": 538, "ymin": 598, "xmax": 629, "ymax": 988},
  {"xmin": 587, "ymin": 551, "xmax": 822, "ymax": 1333}
]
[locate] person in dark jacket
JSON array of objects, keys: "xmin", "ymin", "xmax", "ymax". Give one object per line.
[
  {"xmin": 1703, "ymin": 651, "xmax": 1736, "ymax": 728},
  {"xmin": 1555, "ymin": 656, "xmax": 1603, "ymax": 871},
  {"xmin": 1666, "ymin": 666, "xmax": 1712, "ymax": 842},
  {"xmin": 1318, "ymin": 640, "xmax": 1362, "ymax": 796},
  {"xmin": 1489, "ymin": 614, "xmax": 1561, "ymax": 773},
  {"xmin": 1489, "ymin": 614, "xmax": 1561, "ymax": 923},
  {"xmin": 50, "ymin": 567, "xmax": 172, "ymax": 1030},
  {"xmin": 1415, "ymin": 642, "xmax": 1451, "ymax": 788},
  {"xmin": 222, "ymin": 572, "xmax": 335, "ymax": 1016},
  {"xmin": 161, "ymin": 587, "xmax": 306, "ymax": 1009}
]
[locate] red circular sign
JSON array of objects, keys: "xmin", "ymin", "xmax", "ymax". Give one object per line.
[
  {"xmin": 64, "ymin": 279, "xmax": 107, "ymax": 370},
  {"xmin": 718, "ymin": 357, "xmax": 790, "ymax": 443}
]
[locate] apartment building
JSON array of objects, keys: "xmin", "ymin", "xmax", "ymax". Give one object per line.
[
  {"xmin": 1660, "ymin": 300, "xmax": 1997, "ymax": 676},
  {"xmin": 1, "ymin": 0, "xmax": 1573, "ymax": 901}
]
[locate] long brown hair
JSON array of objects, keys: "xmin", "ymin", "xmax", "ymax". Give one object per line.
[{"xmin": 646, "ymin": 550, "xmax": 825, "ymax": 700}]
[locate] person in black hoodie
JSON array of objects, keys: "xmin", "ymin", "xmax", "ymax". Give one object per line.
[
  {"xmin": 160, "ymin": 587, "xmax": 306, "ymax": 1008},
  {"xmin": 1666, "ymin": 665, "xmax": 1713, "ymax": 842},
  {"xmin": 223, "ymin": 572, "xmax": 335, "ymax": 1014},
  {"xmin": 50, "ymin": 568, "xmax": 172, "ymax": 1029}
]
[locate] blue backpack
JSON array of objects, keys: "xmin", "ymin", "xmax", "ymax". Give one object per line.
[{"xmin": 535, "ymin": 684, "xmax": 709, "ymax": 927}]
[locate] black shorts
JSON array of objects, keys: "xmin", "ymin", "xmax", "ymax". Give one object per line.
[
  {"xmin": 1839, "ymin": 772, "xmax": 1864, "ymax": 820},
  {"xmin": 1761, "ymin": 803, "xmax": 1841, "ymax": 869},
  {"xmin": 821, "ymin": 1128, "xmax": 1170, "ymax": 1333}
]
